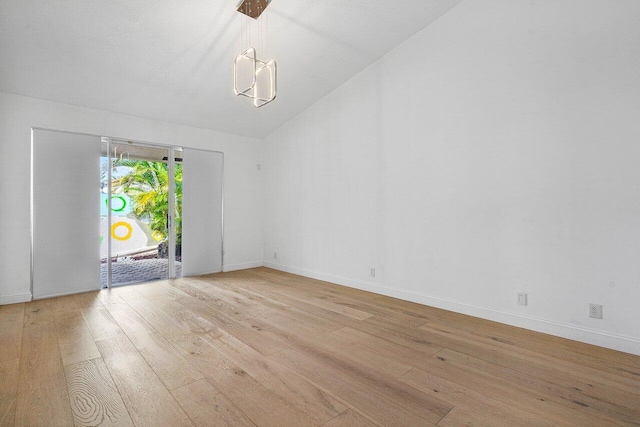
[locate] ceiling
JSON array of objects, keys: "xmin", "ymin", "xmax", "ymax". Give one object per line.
[{"xmin": 0, "ymin": 0, "xmax": 462, "ymax": 138}]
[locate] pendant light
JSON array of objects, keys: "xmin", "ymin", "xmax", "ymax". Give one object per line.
[{"xmin": 234, "ymin": 0, "xmax": 277, "ymax": 108}]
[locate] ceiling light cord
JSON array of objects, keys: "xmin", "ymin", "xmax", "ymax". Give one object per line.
[{"xmin": 260, "ymin": 9, "xmax": 263, "ymax": 56}]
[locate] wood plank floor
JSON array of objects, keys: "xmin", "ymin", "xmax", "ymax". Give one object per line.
[{"xmin": 2, "ymin": 267, "xmax": 640, "ymax": 426}]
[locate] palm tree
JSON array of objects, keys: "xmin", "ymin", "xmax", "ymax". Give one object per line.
[{"xmin": 112, "ymin": 159, "xmax": 182, "ymax": 244}]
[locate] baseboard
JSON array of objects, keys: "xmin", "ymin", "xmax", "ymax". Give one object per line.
[
  {"xmin": 0, "ymin": 292, "xmax": 32, "ymax": 305},
  {"xmin": 264, "ymin": 262, "xmax": 640, "ymax": 356},
  {"xmin": 33, "ymin": 287, "xmax": 101, "ymax": 300},
  {"xmin": 223, "ymin": 260, "xmax": 263, "ymax": 272}
]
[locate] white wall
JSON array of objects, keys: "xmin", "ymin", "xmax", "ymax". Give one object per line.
[
  {"xmin": 263, "ymin": 0, "xmax": 640, "ymax": 355},
  {"xmin": 0, "ymin": 92, "xmax": 264, "ymax": 304}
]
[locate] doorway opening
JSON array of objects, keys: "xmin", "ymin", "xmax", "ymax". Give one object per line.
[{"xmin": 99, "ymin": 141, "xmax": 183, "ymax": 287}]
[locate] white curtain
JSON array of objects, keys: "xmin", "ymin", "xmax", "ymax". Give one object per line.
[
  {"xmin": 32, "ymin": 130, "xmax": 101, "ymax": 299},
  {"xmin": 181, "ymin": 149, "xmax": 224, "ymax": 276}
]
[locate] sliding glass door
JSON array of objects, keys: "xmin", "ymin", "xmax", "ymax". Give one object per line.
[{"xmin": 32, "ymin": 129, "xmax": 222, "ymax": 298}]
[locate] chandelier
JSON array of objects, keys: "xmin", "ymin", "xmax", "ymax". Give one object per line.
[{"xmin": 234, "ymin": 0, "xmax": 277, "ymax": 108}]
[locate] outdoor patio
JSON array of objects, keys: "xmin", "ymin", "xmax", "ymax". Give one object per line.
[{"xmin": 100, "ymin": 258, "xmax": 182, "ymax": 287}]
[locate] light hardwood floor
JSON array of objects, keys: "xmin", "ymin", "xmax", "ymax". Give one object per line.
[{"xmin": 2, "ymin": 267, "xmax": 640, "ymax": 426}]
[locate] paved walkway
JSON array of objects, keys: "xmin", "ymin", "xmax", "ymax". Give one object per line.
[{"xmin": 101, "ymin": 258, "xmax": 182, "ymax": 287}]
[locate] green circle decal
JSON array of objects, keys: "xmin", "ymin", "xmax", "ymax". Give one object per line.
[{"xmin": 105, "ymin": 195, "xmax": 127, "ymax": 212}]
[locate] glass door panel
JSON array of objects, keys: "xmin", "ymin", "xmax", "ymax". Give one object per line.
[
  {"xmin": 100, "ymin": 138, "xmax": 110, "ymax": 287},
  {"xmin": 174, "ymin": 148, "xmax": 183, "ymax": 278}
]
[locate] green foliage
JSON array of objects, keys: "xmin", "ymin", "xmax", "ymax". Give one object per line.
[{"xmin": 112, "ymin": 160, "xmax": 182, "ymax": 243}]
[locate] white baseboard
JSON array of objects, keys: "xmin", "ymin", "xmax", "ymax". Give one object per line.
[
  {"xmin": 33, "ymin": 287, "xmax": 101, "ymax": 300},
  {"xmin": 264, "ymin": 262, "xmax": 640, "ymax": 356},
  {"xmin": 223, "ymin": 260, "xmax": 263, "ymax": 272},
  {"xmin": 0, "ymin": 292, "xmax": 33, "ymax": 305}
]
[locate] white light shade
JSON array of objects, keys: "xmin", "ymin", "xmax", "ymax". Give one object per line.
[
  {"xmin": 253, "ymin": 59, "xmax": 277, "ymax": 108},
  {"xmin": 234, "ymin": 47, "xmax": 257, "ymax": 97},
  {"xmin": 234, "ymin": 47, "xmax": 276, "ymax": 108}
]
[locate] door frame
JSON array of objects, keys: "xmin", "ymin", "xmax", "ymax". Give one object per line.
[{"xmin": 103, "ymin": 137, "xmax": 178, "ymax": 289}]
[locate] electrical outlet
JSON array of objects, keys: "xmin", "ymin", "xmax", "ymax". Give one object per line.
[
  {"xmin": 370, "ymin": 268, "xmax": 375, "ymax": 278},
  {"xmin": 517, "ymin": 293, "xmax": 528, "ymax": 306},
  {"xmin": 589, "ymin": 304, "xmax": 603, "ymax": 319}
]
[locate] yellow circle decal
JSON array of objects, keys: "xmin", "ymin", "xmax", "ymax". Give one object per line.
[{"xmin": 111, "ymin": 221, "xmax": 133, "ymax": 241}]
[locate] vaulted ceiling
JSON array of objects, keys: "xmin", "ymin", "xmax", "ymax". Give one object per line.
[{"xmin": 0, "ymin": 0, "xmax": 462, "ymax": 138}]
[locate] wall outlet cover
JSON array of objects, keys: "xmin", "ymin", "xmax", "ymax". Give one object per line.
[
  {"xmin": 517, "ymin": 293, "xmax": 528, "ymax": 306},
  {"xmin": 589, "ymin": 304, "xmax": 603, "ymax": 319}
]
